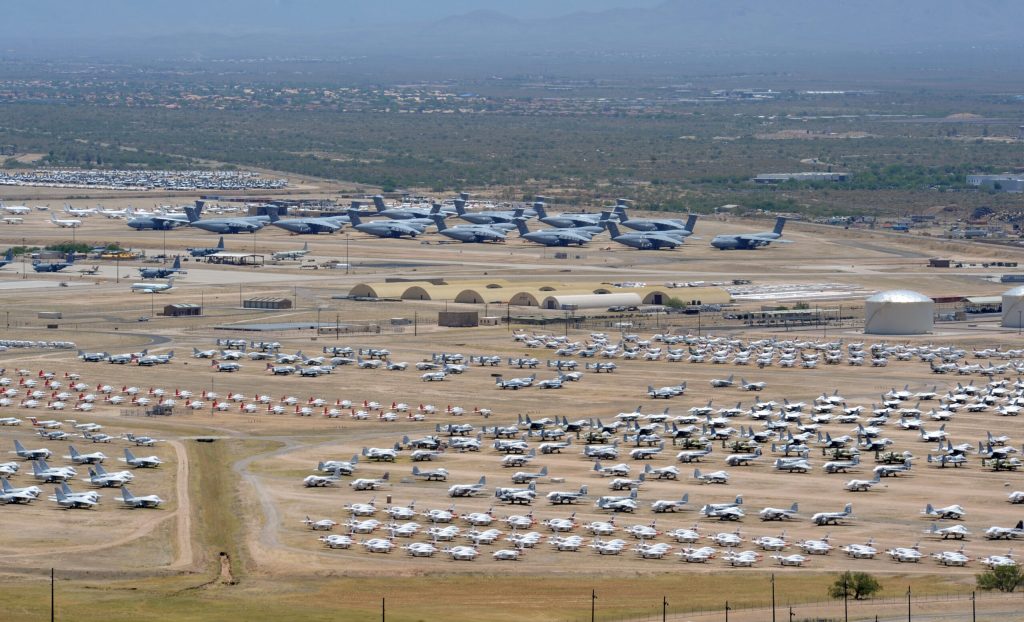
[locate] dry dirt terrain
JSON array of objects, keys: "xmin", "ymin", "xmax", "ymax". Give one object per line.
[{"xmin": 1, "ymin": 185, "xmax": 1024, "ymax": 621}]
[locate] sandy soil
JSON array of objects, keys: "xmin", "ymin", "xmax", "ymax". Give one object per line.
[{"xmin": 2, "ymin": 189, "xmax": 1024, "ymax": 606}]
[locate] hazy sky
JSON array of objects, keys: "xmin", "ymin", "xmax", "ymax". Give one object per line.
[{"xmin": 3, "ymin": 1, "xmax": 665, "ymax": 36}]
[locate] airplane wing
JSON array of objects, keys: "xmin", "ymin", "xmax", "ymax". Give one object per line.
[
  {"xmin": 736, "ymin": 234, "xmax": 792, "ymax": 245},
  {"xmin": 646, "ymin": 234, "xmax": 684, "ymax": 246}
]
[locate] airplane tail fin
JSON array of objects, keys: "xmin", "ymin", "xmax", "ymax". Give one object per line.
[
  {"xmin": 606, "ymin": 221, "xmax": 621, "ymax": 238},
  {"xmin": 216, "ymin": 236, "xmax": 224, "ymax": 249},
  {"xmin": 3, "ymin": 249, "xmax": 12, "ymax": 262},
  {"xmin": 184, "ymin": 206, "xmax": 200, "ymax": 223},
  {"xmin": 431, "ymin": 214, "xmax": 447, "ymax": 230},
  {"xmin": 453, "ymin": 199, "xmax": 466, "ymax": 215},
  {"xmin": 125, "ymin": 448, "xmax": 136, "ymax": 462},
  {"xmin": 121, "ymin": 487, "xmax": 134, "ymax": 502},
  {"xmin": 346, "ymin": 209, "xmax": 362, "ymax": 226},
  {"xmin": 172, "ymin": 256, "xmax": 180, "ymax": 269},
  {"xmin": 684, "ymin": 214, "xmax": 698, "ymax": 232},
  {"xmin": 532, "ymin": 202, "xmax": 548, "ymax": 219},
  {"xmin": 266, "ymin": 207, "xmax": 279, "ymax": 223},
  {"xmin": 513, "ymin": 218, "xmax": 529, "ymax": 236},
  {"xmin": 66, "ymin": 252, "xmax": 75, "ymax": 264},
  {"xmin": 372, "ymin": 195, "xmax": 386, "ymax": 212},
  {"xmin": 773, "ymin": 217, "xmax": 786, "ymax": 235}
]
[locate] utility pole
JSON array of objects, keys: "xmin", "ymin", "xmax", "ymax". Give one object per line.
[
  {"xmin": 844, "ymin": 573, "xmax": 849, "ymax": 622},
  {"xmin": 907, "ymin": 586, "xmax": 911, "ymax": 622},
  {"xmin": 971, "ymin": 591, "xmax": 976, "ymax": 622},
  {"xmin": 771, "ymin": 574, "xmax": 776, "ymax": 622},
  {"xmin": 662, "ymin": 596, "xmax": 667, "ymax": 622},
  {"xmin": 725, "ymin": 601, "xmax": 730, "ymax": 622},
  {"xmin": 381, "ymin": 597, "xmax": 385, "ymax": 622},
  {"xmin": 591, "ymin": 589, "xmax": 596, "ymax": 622},
  {"xmin": 50, "ymin": 567, "xmax": 54, "ymax": 622}
]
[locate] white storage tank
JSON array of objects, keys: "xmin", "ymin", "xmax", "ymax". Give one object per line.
[
  {"xmin": 1002, "ymin": 286, "xmax": 1024, "ymax": 328},
  {"xmin": 863, "ymin": 290, "xmax": 933, "ymax": 335}
]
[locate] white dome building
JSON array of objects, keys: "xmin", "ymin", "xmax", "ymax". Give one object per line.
[
  {"xmin": 863, "ymin": 290, "xmax": 933, "ymax": 335},
  {"xmin": 1002, "ymin": 286, "xmax": 1024, "ymax": 328}
]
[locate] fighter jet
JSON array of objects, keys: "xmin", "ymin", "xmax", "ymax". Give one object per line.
[{"xmin": 711, "ymin": 217, "xmax": 789, "ymax": 250}]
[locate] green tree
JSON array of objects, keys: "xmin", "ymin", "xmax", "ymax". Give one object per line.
[
  {"xmin": 829, "ymin": 572, "xmax": 881, "ymax": 600},
  {"xmin": 664, "ymin": 297, "xmax": 685, "ymax": 309},
  {"xmin": 977, "ymin": 565, "xmax": 1024, "ymax": 593}
]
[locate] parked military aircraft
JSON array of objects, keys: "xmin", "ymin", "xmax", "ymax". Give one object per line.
[
  {"xmin": 187, "ymin": 236, "xmax": 224, "ymax": 257},
  {"xmin": 432, "ymin": 215, "xmax": 507, "ymax": 243},
  {"xmin": 32, "ymin": 253, "xmax": 75, "ymax": 273},
  {"xmin": 268, "ymin": 209, "xmax": 348, "ymax": 234},
  {"xmin": 605, "ymin": 221, "xmax": 686, "ymax": 250},
  {"xmin": 185, "ymin": 205, "xmax": 268, "ymax": 233},
  {"xmin": 130, "ymin": 277, "xmax": 174, "ymax": 294},
  {"xmin": 139, "ymin": 256, "xmax": 184, "ymax": 279},
  {"xmin": 711, "ymin": 217, "xmax": 789, "ymax": 250},
  {"xmin": 513, "ymin": 219, "xmax": 600, "ymax": 247},
  {"xmin": 347, "ymin": 209, "xmax": 424, "ymax": 238},
  {"xmin": 272, "ymin": 242, "xmax": 311, "ymax": 260}
]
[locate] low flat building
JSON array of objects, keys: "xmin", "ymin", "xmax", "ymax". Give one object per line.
[{"xmin": 753, "ymin": 172, "xmax": 850, "ymax": 184}]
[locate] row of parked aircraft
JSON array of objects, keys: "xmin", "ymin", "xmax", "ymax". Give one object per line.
[{"xmin": 119, "ymin": 193, "xmax": 789, "ymax": 250}]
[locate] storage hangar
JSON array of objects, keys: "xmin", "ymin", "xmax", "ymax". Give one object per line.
[
  {"xmin": 1002, "ymin": 286, "xmax": 1024, "ymax": 328},
  {"xmin": 863, "ymin": 290, "xmax": 933, "ymax": 335},
  {"xmin": 542, "ymin": 293, "xmax": 643, "ymax": 310}
]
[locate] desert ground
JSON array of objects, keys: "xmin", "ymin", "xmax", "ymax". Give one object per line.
[{"xmin": 2, "ymin": 183, "xmax": 1024, "ymax": 621}]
